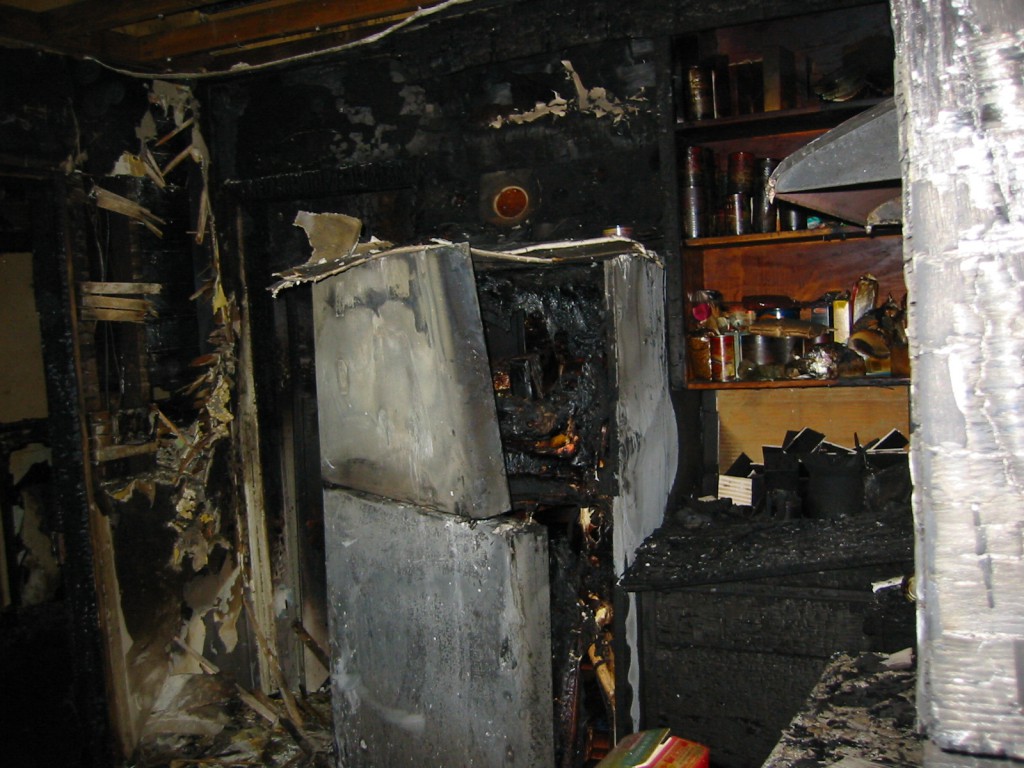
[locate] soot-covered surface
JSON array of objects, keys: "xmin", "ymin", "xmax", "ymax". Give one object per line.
[
  {"xmin": 762, "ymin": 651, "xmax": 922, "ymax": 767},
  {"xmin": 476, "ymin": 262, "xmax": 613, "ymax": 507},
  {"xmin": 626, "ymin": 500, "xmax": 915, "ymax": 768},
  {"xmin": 621, "ymin": 502, "xmax": 914, "ymax": 591},
  {"xmin": 476, "ymin": 260, "xmax": 619, "ymax": 765}
]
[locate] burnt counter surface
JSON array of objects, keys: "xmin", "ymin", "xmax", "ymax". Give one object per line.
[
  {"xmin": 622, "ymin": 507, "xmax": 915, "ymax": 768},
  {"xmin": 761, "ymin": 651, "xmax": 922, "ymax": 767},
  {"xmin": 621, "ymin": 507, "xmax": 914, "ymax": 591}
]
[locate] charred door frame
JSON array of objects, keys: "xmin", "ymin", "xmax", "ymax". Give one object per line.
[{"xmin": 10, "ymin": 167, "xmax": 116, "ymax": 765}]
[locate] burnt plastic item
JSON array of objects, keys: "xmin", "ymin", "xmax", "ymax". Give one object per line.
[
  {"xmin": 764, "ymin": 488, "xmax": 802, "ymax": 520},
  {"xmin": 803, "ymin": 451, "xmax": 865, "ymax": 519},
  {"xmin": 508, "ymin": 355, "xmax": 540, "ymax": 399},
  {"xmin": 724, "ymin": 452, "xmax": 755, "ymax": 478},
  {"xmin": 784, "ymin": 427, "xmax": 826, "ymax": 455}
]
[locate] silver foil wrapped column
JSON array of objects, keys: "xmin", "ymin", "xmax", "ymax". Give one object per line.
[{"xmin": 891, "ymin": 0, "xmax": 1024, "ymax": 760}]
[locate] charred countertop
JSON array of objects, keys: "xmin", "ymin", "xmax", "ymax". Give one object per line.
[
  {"xmin": 620, "ymin": 502, "xmax": 914, "ymax": 591},
  {"xmin": 761, "ymin": 650, "xmax": 923, "ymax": 768}
]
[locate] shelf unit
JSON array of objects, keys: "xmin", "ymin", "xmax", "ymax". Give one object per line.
[
  {"xmin": 655, "ymin": 2, "xmax": 912, "ymax": 494},
  {"xmin": 671, "ymin": 5, "xmax": 905, "ymax": 392},
  {"xmin": 675, "ymin": 98, "xmax": 888, "ymax": 141}
]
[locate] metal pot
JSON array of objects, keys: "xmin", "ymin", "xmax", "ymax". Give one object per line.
[{"xmin": 740, "ymin": 333, "xmax": 804, "ymax": 366}]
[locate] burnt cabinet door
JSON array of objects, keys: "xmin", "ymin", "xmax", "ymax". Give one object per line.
[{"xmin": 313, "ymin": 242, "xmax": 510, "ymax": 519}]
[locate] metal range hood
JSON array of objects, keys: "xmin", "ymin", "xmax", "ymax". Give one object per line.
[{"xmin": 769, "ymin": 97, "xmax": 901, "ymax": 228}]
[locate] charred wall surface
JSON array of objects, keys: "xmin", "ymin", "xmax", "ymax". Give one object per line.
[
  {"xmin": 0, "ymin": 50, "xmax": 158, "ymax": 766},
  {"xmin": 209, "ymin": 37, "xmax": 664, "ymax": 247}
]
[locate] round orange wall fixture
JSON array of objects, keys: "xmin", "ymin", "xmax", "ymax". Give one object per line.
[{"xmin": 493, "ymin": 185, "xmax": 530, "ymax": 222}]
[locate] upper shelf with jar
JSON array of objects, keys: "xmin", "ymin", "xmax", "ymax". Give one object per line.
[
  {"xmin": 673, "ymin": 4, "xmax": 895, "ymax": 132},
  {"xmin": 673, "ymin": 2, "xmax": 897, "ymax": 243},
  {"xmin": 672, "ymin": 4, "xmax": 904, "ymax": 390}
]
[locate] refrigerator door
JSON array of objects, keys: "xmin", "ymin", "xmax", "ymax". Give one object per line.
[
  {"xmin": 312, "ymin": 243, "xmax": 510, "ymax": 519},
  {"xmin": 325, "ymin": 490, "xmax": 553, "ymax": 767}
]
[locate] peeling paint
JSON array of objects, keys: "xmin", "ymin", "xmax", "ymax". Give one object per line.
[{"xmin": 489, "ymin": 59, "xmax": 647, "ymax": 128}]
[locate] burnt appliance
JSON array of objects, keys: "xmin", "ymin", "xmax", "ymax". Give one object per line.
[{"xmin": 310, "ymin": 238, "xmax": 676, "ymax": 767}]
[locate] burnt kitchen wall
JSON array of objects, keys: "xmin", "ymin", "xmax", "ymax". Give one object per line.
[
  {"xmin": 203, "ymin": 0, "xmax": 877, "ymax": 507},
  {"xmin": 206, "ymin": 29, "xmax": 671, "ymax": 704},
  {"xmin": 208, "ymin": 36, "xmax": 664, "ymax": 246},
  {"xmin": 200, "ymin": 0, "xmax": 885, "ymax": 712},
  {"xmin": 1, "ymin": 49, "xmax": 260, "ymax": 765}
]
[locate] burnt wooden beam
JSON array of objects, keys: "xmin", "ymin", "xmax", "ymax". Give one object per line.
[
  {"xmin": 0, "ymin": 5, "xmax": 52, "ymax": 49},
  {"xmin": 127, "ymin": 0, "xmax": 443, "ymax": 63},
  {"xmin": 42, "ymin": 0, "xmax": 214, "ymax": 35},
  {"xmin": 30, "ymin": 174, "xmax": 116, "ymax": 765},
  {"xmin": 0, "ymin": 8, "xmax": 141, "ymax": 68}
]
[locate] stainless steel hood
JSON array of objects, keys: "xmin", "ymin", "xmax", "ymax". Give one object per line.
[{"xmin": 769, "ymin": 97, "xmax": 901, "ymax": 228}]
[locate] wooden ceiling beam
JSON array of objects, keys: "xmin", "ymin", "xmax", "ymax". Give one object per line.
[
  {"xmin": 0, "ymin": 5, "xmax": 49, "ymax": 47},
  {"xmin": 129, "ymin": 0, "xmax": 439, "ymax": 62},
  {"xmin": 0, "ymin": 5, "xmax": 118, "ymax": 63},
  {"xmin": 42, "ymin": 1, "xmax": 225, "ymax": 35}
]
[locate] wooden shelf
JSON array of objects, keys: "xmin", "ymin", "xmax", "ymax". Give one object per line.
[
  {"xmin": 686, "ymin": 377, "xmax": 910, "ymax": 390},
  {"xmin": 684, "ymin": 225, "xmax": 901, "ymax": 249},
  {"xmin": 675, "ymin": 99, "xmax": 887, "ymax": 142}
]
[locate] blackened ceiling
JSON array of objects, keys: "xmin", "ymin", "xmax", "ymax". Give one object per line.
[{"xmin": 0, "ymin": 0, "xmax": 488, "ymax": 75}]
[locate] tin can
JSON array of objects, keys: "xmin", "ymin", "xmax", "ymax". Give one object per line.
[
  {"xmin": 779, "ymin": 203, "xmax": 807, "ymax": 231},
  {"xmin": 724, "ymin": 192, "xmax": 751, "ymax": 235},
  {"xmin": 752, "ymin": 158, "xmax": 780, "ymax": 233},
  {"xmin": 685, "ymin": 66, "xmax": 714, "ymax": 122},
  {"xmin": 727, "ymin": 151, "xmax": 755, "ymax": 195},
  {"xmin": 709, "ymin": 334, "xmax": 737, "ymax": 381},
  {"xmin": 682, "ymin": 186, "xmax": 707, "ymax": 239},
  {"xmin": 740, "ymin": 334, "xmax": 804, "ymax": 366},
  {"xmin": 687, "ymin": 334, "xmax": 712, "ymax": 380},
  {"xmin": 681, "ymin": 145, "xmax": 709, "ymax": 187}
]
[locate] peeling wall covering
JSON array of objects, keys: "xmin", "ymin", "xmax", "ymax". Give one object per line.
[{"xmin": 10, "ymin": 67, "xmax": 266, "ymax": 760}]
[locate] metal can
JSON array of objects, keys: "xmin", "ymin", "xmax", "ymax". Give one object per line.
[
  {"xmin": 727, "ymin": 151, "xmax": 755, "ymax": 195},
  {"xmin": 682, "ymin": 186, "xmax": 707, "ymax": 239},
  {"xmin": 709, "ymin": 334, "xmax": 737, "ymax": 381},
  {"xmin": 687, "ymin": 334, "xmax": 712, "ymax": 380},
  {"xmin": 724, "ymin": 192, "xmax": 751, "ymax": 235},
  {"xmin": 752, "ymin": 158, "xmax": 780, "ymax": 233},
  {"xmin": 685, "ymin": 66, "xmax": 714, "ymax": 122},
  {"xmin": 779, "ymin": 203, "xmax": 807, "ymax": 231},
  {"xmin": 681, "ymin": 145, "xmax": 709, "ymax": 187}
]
